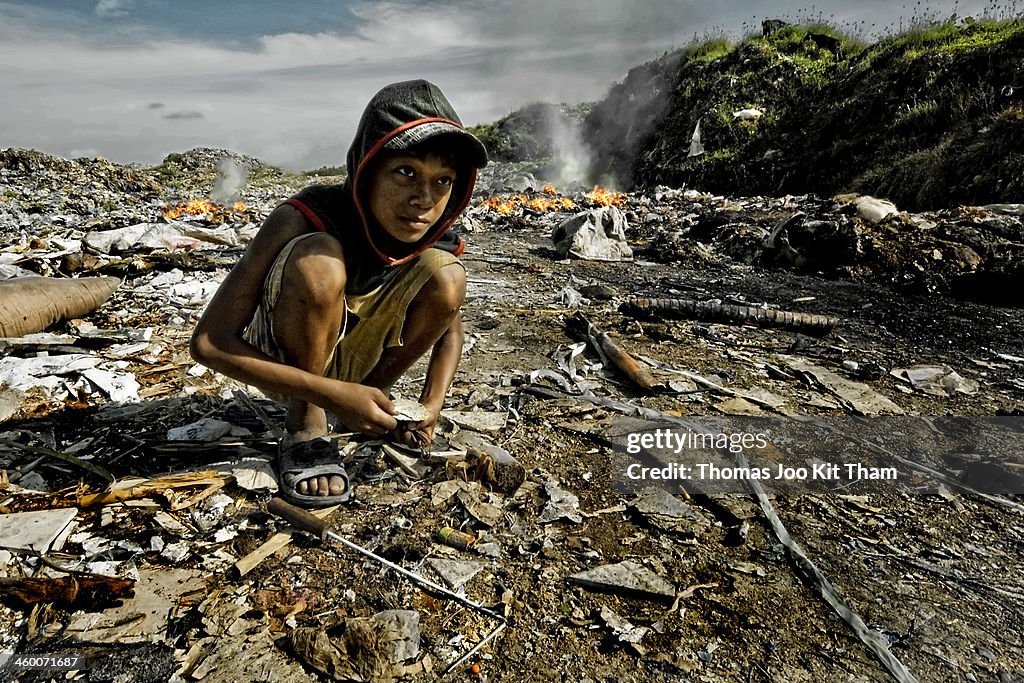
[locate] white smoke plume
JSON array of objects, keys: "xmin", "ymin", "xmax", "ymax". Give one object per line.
[
  {"xmin": 542, "ymin": 107, "xmax": 592, "ymax": 189},
  {"xmin": 211, "ymin": 157, "xmax": 248, "ymax": 204}
]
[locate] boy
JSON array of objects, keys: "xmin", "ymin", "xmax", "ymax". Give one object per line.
[{"xmin": 190, "ymin": 80, "xmax": 488, "ymax": 507}]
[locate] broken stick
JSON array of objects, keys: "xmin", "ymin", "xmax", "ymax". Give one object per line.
[
  {"xmin": 231, "ymin": 505, "xmax": 338, "ymax": 579},
  {"xmin": 0, "ymin": 574, "xmax": 134, "ymax": 610},
  {"xmin": 565, "ymin": 312, "xmax": 659, "ymax": 392},
  {"xmin": 75, "ymin": 470, "xmax": 227, "ymax": 510}
]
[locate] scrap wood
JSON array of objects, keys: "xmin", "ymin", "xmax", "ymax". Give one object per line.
[
  {"xmin": 231, "ymin": 505, "xmax": 338, "ymax": 579},
  {"xmin": 75, "ymin": 470, "xmax": 229, "ymax": 510},
  {"xmin": 381, "ymin": 443, "xmax": 431, "ymax": 479},
  {"xmin": 565, "ymin": 312, "xmax": 659, "ymax": 392},
  {"xmin": 0, "ymin": 574, "xmax": 134, "ymax": 609},
  {"xmin": 621, "ymin": 296, "xmax": 839, "ymax": 336}
]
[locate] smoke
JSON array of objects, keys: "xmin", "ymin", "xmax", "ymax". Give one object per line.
[
  {"xmin": 211, "ymin": 157, "xmax": 248, "ymax": 204},
  {"xmin": 542, "ymin": 107, "xmax": 591, "ymax": 189}
]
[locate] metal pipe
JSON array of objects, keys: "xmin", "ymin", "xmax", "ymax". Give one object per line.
[{"xmin": 267, "ymin": 498, "xmax": 506, "ymax": 624}]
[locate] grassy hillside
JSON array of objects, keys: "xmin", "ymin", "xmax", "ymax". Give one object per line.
[{"xmin": 482, "ymin": 17, "xmax": 1024, "ymax": 210}]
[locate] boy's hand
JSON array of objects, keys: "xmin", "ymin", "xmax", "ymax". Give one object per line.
[
  {"xmin": 323, "ymin": 382, "xmax": 398, "ymax": 436},
  {"xmin": 393, "ymin": 405, "xmax": 440, "ymax": 452}
]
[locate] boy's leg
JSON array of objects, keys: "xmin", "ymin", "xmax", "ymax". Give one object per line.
[
  {"xmin": 361, "ymin": 262, "xmax": 466, "ymax": 391},
  {"xmin": 271, "ymin": 233, "xmax": 348, "ymax": 497}
]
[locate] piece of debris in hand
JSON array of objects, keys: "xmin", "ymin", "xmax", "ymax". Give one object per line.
[{"xmin": 392, "ymin": 398, "xmax": 431, "ymax": 423}]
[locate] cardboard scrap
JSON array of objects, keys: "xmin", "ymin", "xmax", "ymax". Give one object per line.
[
  {"xmin": 425, "ymin": 558, "xmax": 485, "ymax": 590},
  {"xmin": 0, "ymin": 508, "xmax": 77, "ymax": 553},
  {"xmin": 64, "ymin": 568, "xmax": 205, "ymax": 643},
  {"xmin": 568, "ymin": 561, "xmax": 676, "ymax": 603},
  {"xmin": 782, "ymin": 356, "xmax": 904, "ymax": 415}
]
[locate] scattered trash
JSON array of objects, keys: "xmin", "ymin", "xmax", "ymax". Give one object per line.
[
  {"xmin": 443, "ymin": 410, "xmax": 507, "ymax": 434},
  {"xmin": 891, "ymin": 364, "xmax": 980, "ymax": 396},
  {"xmin": 688, "ymin": 120, "xmax": 705, "ymax": 158},
  {"xmin": 426, "ymin": 558, "xmax": 485, "ymax": 590},
  {"xmin": 629, "ymin": 488, "xmax": 704, "ymax": 534},
  {"xmin": 599, "ymin": 605, "xmax": 649, "ymax": 647},
  {"xmin": 732, "ymin": 108, "xmax": 764, "ymax": 121},
  {"xmin": 290, "ymin": 610, "xmax": 421, "ymax": 683},
  {"xmin": 568, "ymin": 561, "xmax": 677, "ymax": 603},
  {"xmin": 848, "ymin": 194, "xmax": 899, "ymax": 223},
  {"xmin": 538, "ymin": 481, "xmax": 583, "ymax": 524},
  {"xmin": 566, "ymin": 312, "xmax": 660, "ymax": 392},
  {"xmin": 0, "ymin": 508, "xmax": 77, "ymax": 553},
  {"xmin": 0, "ymin": 573, "xmax": 135, "ymax": 610},
  {"xmin": 436, "ymin": 526, "xmax": 478, "ymax": 551},
  {"xmin": 0, "ymin": 148, "xmax": 1020, "ymax": 681},
  {"xmin": 551, "ymin": 206, "xmax": 633, "ymax": 261},
  {"xmin": 452, "ymin": 432, "xmax": 526, "ymax": 494}
]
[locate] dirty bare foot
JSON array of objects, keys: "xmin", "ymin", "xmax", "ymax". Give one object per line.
[{"xmin": 281, "ymin": 430, "xmax": 348, "ymax": 498}]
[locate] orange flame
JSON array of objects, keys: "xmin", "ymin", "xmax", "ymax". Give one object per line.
[
  {"xmin": 481, "ymin": 189, "xmax": 575, "ymax": 215},
  {"xmin": 585, "ymin": 186, "xmax": 624, "ymax": 207},
  {"xmin": 163, "ymin": 198, "xmax": 247, "ymax": 219}
]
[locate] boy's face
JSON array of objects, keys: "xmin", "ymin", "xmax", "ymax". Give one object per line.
[{"xmin": 367, "ymin": 150, "xmax": 456, "ymax": 244}]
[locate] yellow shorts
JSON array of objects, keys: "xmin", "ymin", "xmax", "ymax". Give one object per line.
[{"xmin": 244, "ymin": 234, "xmax": 462, "ymax": 392}]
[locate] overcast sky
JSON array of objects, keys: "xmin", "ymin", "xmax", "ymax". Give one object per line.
[{"xmin": 0, "ymin": 0, "xmax": 998, "ymax": 171}]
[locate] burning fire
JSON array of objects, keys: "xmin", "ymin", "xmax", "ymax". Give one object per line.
[
  {"xmin": 163, "ymin": 199, "xmax": 247, "ymax": 219},
  {"xmin": 481, "ymin": 189, "xmax": 575, "ymax": 215},
  {"xmin": 480, "ymin": 185, "xmax": 624, "ymax": 216},
  {"xmin": 585, "ymin": 186, "xmax": 625, "ymax": 207}
]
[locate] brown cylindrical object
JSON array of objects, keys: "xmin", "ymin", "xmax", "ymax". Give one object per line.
[
  {"xmin": 0, "ymin": 275, "xmax": 121, "ymax": 337},
  {"xmin": 621, "ymin": 297, "xmax": 838, "ymax": 335},
  {"xmin": 457, "ymin": 433, "xmax": 527, "ymax": 494},
  {"xmin": 267, "ymin": 498, "xmax": 330, "ymax": 540},
  {"xmin": 435, "ymin": 526, "xmax": 477, "ymax": 550},
  {"xmin": 566, "ymin": 312, "xmax": 659, "ymax": 392}
]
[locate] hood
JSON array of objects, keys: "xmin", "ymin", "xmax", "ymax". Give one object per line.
[{"xmin": 345, "ymin": 79, "xmax": 487, "ymax": 266}]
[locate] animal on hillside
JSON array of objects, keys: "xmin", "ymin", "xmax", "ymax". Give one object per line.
[
  {"xmin": 804, "ymin": 31, "xmax": 843, "ymax": 58},
  {"xmin": 762, "ymin": 18, "xmax": 789, "ymax": 37}
]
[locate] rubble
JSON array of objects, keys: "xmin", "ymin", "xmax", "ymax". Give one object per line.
[{"xmin": 0, "ymin": 149, "xmax": 1022, "ymax": 682}]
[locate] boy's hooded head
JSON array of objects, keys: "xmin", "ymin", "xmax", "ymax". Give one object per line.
[{"xmin": 346, "ymin": 79, "xmax": 488, "ymax": 266}]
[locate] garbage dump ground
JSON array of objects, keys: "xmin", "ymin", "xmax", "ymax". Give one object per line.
[{"xmin": 0, "ymin": 148, "xmax": 1023, "ymax": 683}]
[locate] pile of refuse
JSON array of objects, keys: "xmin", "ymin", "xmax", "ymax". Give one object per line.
[{"xmin": 1, "ymin": 148, "xmax": 1024, "ymax": 682}]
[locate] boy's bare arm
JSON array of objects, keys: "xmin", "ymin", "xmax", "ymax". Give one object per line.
[{"xmin": 419, "ymin": 311, "xmax": 465, "ymax": 415}]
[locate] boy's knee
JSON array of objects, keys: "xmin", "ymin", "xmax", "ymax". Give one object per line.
[
  {"xmin": 419, "ymin": 265, "xmax": 466, "ymax": 320},
  {"xmin": 282, "ymin": 234, "xmax": 346, "ymax": 306}
]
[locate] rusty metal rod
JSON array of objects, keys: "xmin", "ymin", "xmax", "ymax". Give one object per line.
[
  {"xmin": 621, "ymin": 297, "xmax": 838, "ymax": 335},
  {"xmin": 266, "ymin": 498, "xmax": 505, "ymax": 622}
]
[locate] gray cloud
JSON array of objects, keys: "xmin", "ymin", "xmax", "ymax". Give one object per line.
[
  {"xmin": 163, "ymin": 110, "xmax": 204, "ymax": 120},
  {"xmin": 94, "ymin": 0, "xmax": 132, "ymax": 18}
]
